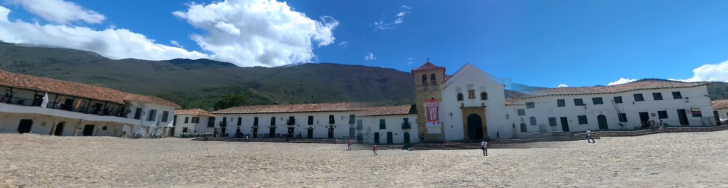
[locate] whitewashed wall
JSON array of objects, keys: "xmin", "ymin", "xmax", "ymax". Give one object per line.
[
  {"xmin": 358, "ymin": 114, "xmax": 418, "ymax": 144},
  {"xmin": 171, "ymin": 114, "xmax": 214, "ymax": 136},
  {"xmin": 440, "ymin": 64, "xmax": 511, "ymax": 140},
  {"xmin": 506, "ymin": 86, "xmax": 715, "ymax": 133}
]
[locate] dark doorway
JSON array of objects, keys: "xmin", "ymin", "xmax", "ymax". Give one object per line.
[
  {"xmin": 82, "ymin": 125, "xmax": 95, "ymax": 136},
  {"xmin": 288, "ymin": 127, "xmax": 294, "ymax": 138},
  {"xmin": 639, "ymin": 112, "xmax": 649, "ymax": 126},
  {"xmin": 236, "ymin": 127, "xmax": 242, "ymax": 138},
  {"xmin": 677, "ymin": 109, "xmax": 689, "ymax": 125},
  {"xmin": 374, "ymin": 132, "xmax": 380, "ymax": 144},
  {"xmin": 386, "ymin": 132, "xmax": 393, "ymax": 144},
  {"xmin": 520, "ymin": 123, "xmax": 527, "ymax": 132},
  {"xmin": 713, "ymin": 111, "xmax": 721, "ymax": 126},
  {"xmin": 307, "ymin": 128, "xmax": 313, "ymax": 138},
  {"xmin": 221, "ymin": 127, "xmax": 227, "ymax": 137},
  {"xmin": 597, "ymin": 115, "xmax": 608, "ymax": 130},
  {"xmin": 17, "ymin": 119, "xmax": 33, "ymax": 134},
  {"xmin": 63, "ymin": 98, "xmax": 74, "ymax": 111},
  {"xmin": 53, "ymin": 122, "xmax": 65, "ymax": 136},
  {"xmin": 269, "ymin": 127, "xmax": 275, "ymax": 137},
  {"xmin": 349, "ymin": 127, "xmax": 355, "ymax": 139},
  {"xmin": 403, "ymin": 132, "xmax": 410, "ymax": 143},
  {"xmin": 467, "ymin": 114, "xmax": 483, "ymax": 139},
  {"xmin": 32, "ymin": 94, "xmax": 43, "ymax": 106},
  {"xmin": 169, "ymin": 127, "xmax": 175, "ymax": 137},
  {"xmin": 253, "ymin": 127, "xmax": 258, "ymax": 138},
  {"xmin": 560, "ymin": 117, "xmax": 570, "ymax": 132},
  {"xmin": 327, "ymin": 127, "xmax": 334, "ymax": 138}
]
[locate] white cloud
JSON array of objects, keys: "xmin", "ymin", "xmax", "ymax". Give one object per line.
[
  {"xmin": 364, "ymin": 53, "xmax": 376, "ymax": 61},
  {"xmin": 557, "ymin": 84, "xmax": 568, "ymax": 88},
  {"xmin": 372, "ymin": 5, "xmax": 412, "ymax": 30},
  {"xmin": 608, "ymin": 78, "xmax": 637, "ymax": 86},
  {"xmin": 173, "ymin": 0, "xmax": 339, "ymax": 67},
  {"xmin": 170, "ymin": 40, "xmax": 182, "ymax": 48},
  {"xmin": 6, "ymin": 0, "xmax": 105, "ymax": 24},
  {"xmin": 0, "ymin": 5, "xmax": 208, "ymax": 61},
  {"xmin": 670, "ymin": 60, "xmax": 728, "ymax": 82},
  {"xmin": 338, "ymin": 41, "xmax": 348, "ymax": 49},
  {"xmin": 407, "ymin": 57, "xmax": 414, "ymax": 60},
  {"xmin": 407, "ymin": 62, "xmax": 412, "ymax": 64}
]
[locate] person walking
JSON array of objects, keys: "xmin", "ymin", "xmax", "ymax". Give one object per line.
[
  {"xmin": 347, "ymin": 139, "xmax": 352, "ymax": 151},
  {"xmin": 245, "ymin": 135, "xmax": 249, "ymax": 142},
  {"xmin": 481, "ymin": 140, "xmax": 488, "ymax": 156},
  {"xmin": 496, "ymin": 131, "xmax": 500, "ymax": 139},
  {"xmin": 586, "ymin": 129, "xmax": 595, "ymax": 143},
  {"xmin": 372, "ymin": 145, "xmax": 378, "ymax": 156}
]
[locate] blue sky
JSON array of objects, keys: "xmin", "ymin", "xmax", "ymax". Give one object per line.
[{"xmin": 1, "ymin": 0, "xmax": 728, "ymax": 88}]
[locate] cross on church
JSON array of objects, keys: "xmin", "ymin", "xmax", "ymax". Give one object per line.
[{"xmin": 449, "ymin": 112, "xmax": 454, "ymax": 118}]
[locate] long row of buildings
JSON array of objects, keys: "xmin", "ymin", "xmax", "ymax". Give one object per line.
[{"xmin": 1, "ymin": 61, "xmax": 726, "ymax": 144}]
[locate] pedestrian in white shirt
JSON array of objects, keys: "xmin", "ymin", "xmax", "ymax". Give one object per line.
[
  {"xmin": 481, "ymin": 140, "xmax": 488, "ymax": 156},
  {"xmin": 586, "ymin": 129, "xmax": 595, "ymax": 143}
]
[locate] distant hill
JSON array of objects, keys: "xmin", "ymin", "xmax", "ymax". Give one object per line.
[{"xmin": 0, "ymin": 41, "xmax": 726, "ymax": 111}]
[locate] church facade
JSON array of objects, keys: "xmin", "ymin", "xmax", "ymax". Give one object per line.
[{"xmin": 413, "ymin": 61, "xmax": 718, "ymax": 141}]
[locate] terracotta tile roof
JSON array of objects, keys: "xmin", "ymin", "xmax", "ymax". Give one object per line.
[
  {"xmin": 0, "ymin": 70, "xmax": 180, "ymax": 108},
  {"xmin": 212, "ymin": 102, "xmax": 415, "ymax": 116},
  {"xmin": 412, "ymin": 62, "xmax": 446, "ymax": 71},
  {"xmin": 175, "ymin": 109, "xmax": 216, "ymax": 117},
  {"xmin": 520, "ymin": 79, "xmax": 708, "ymax": 98},
  {"xmin": 713, "ymin": 100, "xmax": 728, "ymax": 110},
  {"xmin": 361, "ymin": 105, "xmax": 415, "ymax": 116}
]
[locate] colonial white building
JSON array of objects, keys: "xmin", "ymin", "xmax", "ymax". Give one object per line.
[
  {"xmin": 412, "ymin": 61, "xmax": 718, "ymax": 141},
  {"xmin": 0, "ymin": 70, "xmax": 180, "ymax": 137},
  {"xmin": 209, "ymin": 103, "xmax": 418, "ymax": 144},
  {"xmin": 172, "ymin": 109, "xmax": 216, "ymax": 136}
]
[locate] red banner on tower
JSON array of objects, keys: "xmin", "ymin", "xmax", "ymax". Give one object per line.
[{"xmin": 424, "ymin": 100, "xmax": 440, "ymax": 127}]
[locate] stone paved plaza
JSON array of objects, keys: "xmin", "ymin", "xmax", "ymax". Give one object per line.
[{"xmin": 1, "ymin": 130, "xmax": 727, "ymax": 188}]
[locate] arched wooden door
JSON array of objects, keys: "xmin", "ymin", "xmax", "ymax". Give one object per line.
[
  {"xmin": 520, "ymin": 123, "xmax": 527, "ymax": 132},
  {"xmin": 597, "ymin": 115, "xmax": 608, "ymax": 130},
  {"xmin": 467, "ymin": 114, "xmax": 483, "ymax": 139}
]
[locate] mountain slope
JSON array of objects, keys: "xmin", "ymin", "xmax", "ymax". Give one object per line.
[{"xmin": 1, "ymin": 41, "xmax": 726, "ymax": 111}]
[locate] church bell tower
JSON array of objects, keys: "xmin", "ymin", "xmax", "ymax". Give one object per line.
[{"xmin": 411, "ymin": 59, "xmax": 446, "ymax": 143}]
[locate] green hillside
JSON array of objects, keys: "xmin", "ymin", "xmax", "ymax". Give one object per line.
[{"xmin": 1, "ymin": 41, "xmax": 726, "ymax": 111}]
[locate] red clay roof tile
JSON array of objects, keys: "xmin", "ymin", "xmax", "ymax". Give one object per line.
[
  {"xmin": 175, "ymin": 109, "xmax": 216, "ymax": 117},
  {"xmin": 212, "ymin": 102, "xmax": 414, "ymax": 116},
  {"xmin": 713, "ymin": 100, "xmax": 728, "ymax": 110}
]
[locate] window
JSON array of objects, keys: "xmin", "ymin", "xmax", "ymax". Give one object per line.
[
  {"xmin": 328, "ymin": 115, "xmax": 335, "ymax": 124},
  {"xmin": 529, "ymin": 117, "xmax": 537, "ymax": 125},
  {"xmin": 287, "ymin": 116, "xmax": 295, "ymax": 125},
  {"xmin": 634, "ymin": 94, "xmax": 644, "ymax": 101},
  {"xmin": 526, "ymin": 102, "xmax": 535, "ymax": 109},
  {"xmin": 574, "ymin": 99, "xmax": 584, "ymax": 106},
  {"xmin": 184, "ymin": 117, "xmax": 189, "ymax": 123},
  {"xmin": 652, "ymin": 92, "xmax": 663, "ymax": 100},
  {"xmin": 102, "ymin": 126, "xmax": 107, "ymax": 130},
  {"xmin": 182, "ymin": 127, "xmax": 188, "ymax": 133},
  {"xmin": 191, "ymin": 117, "xmax": 200, "ymax": 123},
  {"xmin": 617, "ymin": 113, "xmax": 627, "ymax": 122},
  {"xmin": 480, "ymin": 92, "xmax": 488, "ymax": 100},
  {"xmin": 578, "ymin": 115, "xmax": 588, "ymax": 124},
  {"xmin": 557, "ymin": 99, "xmax": 565, "ymax": 107},
  {"xmin": 271, "ymin": 117, "xmax": 276, "ymax": 125},
  {"xmin": 457, "ymin": 93, "xmax": 463, "ymax": 101},
  {"xmin": 691, "ymin": 108, "xmax": 702, "ymax": 117},
  {"xmin": 349, "ymin": 114, "xmax": 355, "ymax": 125},
  {"xmin": 379, "ymin": 119, "xmax": 386, "ymax": 129},
  {"xmin": 307, "ymin": 116, "xmax": 314, "ymax": 125},
  {"xmin": 173, "ymin": 115, "xmax": 177, "ymax": 126},
  {"xmin": 237, "ymin": 117, "xmax": 243, "ymax": 126},
  {"xmin": 207, "ymin": 117, "xmax": 215, "ymax": 127},
  {"xmin": 161, "ymin": 111, "xmax": 169, "ymax": 122},
  {"xmin": 254, "ymin": 117, "xmax": 259, "ymax": 126},
  {"xmin": 614, "ymin": 96, "xmax": 623, "ymax": 104},
  {"xmin": 147, "ymin": 109, "xmax": 157, "ymax": 121},
  {"xmin": 468, "ymin": 90, "xmax": 475, "ymax": 99},
  {"xmin": 517, "ymin": 109, "xmax": 525, "ymax": 116},
  {"xmin": 430, "ymin": 74, "xmax": 437, "ymax": 85},
  {"xmin": 592, "ymin": 97, "xmax": 603, "ymax": 105},
  {"xmin": 421, "ymin": 74, "xmax": 427, "ymax": 86},
  {"xmin": 672, "ymin": 91, "xmax": 682, "ymax": 99},
  {"xmin": 548, "ymin": 117, "xmax": 557, "ymax": 126},
  {"xmin": 134, "ymin": 108, "xmax": 142, "ymax": 119},
  {"xmin": 658, "ymin": 110, "xmax": 668, "ymax": 119}
]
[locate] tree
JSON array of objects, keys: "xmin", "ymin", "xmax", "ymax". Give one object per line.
[{"xmin": 213, "ymin": 93, "xmax": 251, "ymax": 110}]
